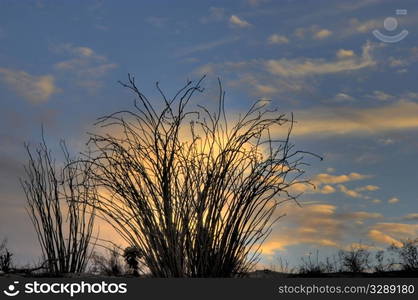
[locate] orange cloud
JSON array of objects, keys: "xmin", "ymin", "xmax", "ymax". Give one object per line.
[
  {"xmin": 368, "ymin": 223, "xmax": 418, "ymax": 247},
  {"xmin": 260, "ymin": 202, "xmax": 384, "ymax": 255},
  {"xmin": 289, "ymin": 100, "xmax": 418, "ymax": 136},
  {"xmin": 368, "ymin": 230, "xmax": 402, "ymax": 247}
]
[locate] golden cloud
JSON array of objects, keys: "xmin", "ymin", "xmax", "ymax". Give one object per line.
[
  {"xmin": 388, "ymin": 197, "xmax": 400, "ymax": 204},
  {"xmin": 288, "ymin": 100, "xmax": 418, "ymax": 136},
  {"xmin": 260, "ymin": 202, "xmax": 384, "ymax": 255},
  {"xmin": 368, "ymin": 223, "xmax": 418, "ymax": 247},
  {"xmin": 265, "ymin": 42, "xmax": 374, "ymax": 77},
  {"xmin": 336, "ymin": 49, "xmax": 355, "ymax": 58},
  {"xmin": 313, "ymin": 172, "xmax": 370, "ymax": 185},
  {"xmin": 0, "ymin": 68, "xmax": 58, "ymax": 103}
]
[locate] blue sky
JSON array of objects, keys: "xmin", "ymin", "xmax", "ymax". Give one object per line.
[{"xmin": 1, "ymin": 0, "xmax": 418, "ymax": 268}]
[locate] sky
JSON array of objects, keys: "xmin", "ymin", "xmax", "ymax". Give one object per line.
[{"xmin": 1, "ymin": 0, "xmax": 418, "ymax": 268}]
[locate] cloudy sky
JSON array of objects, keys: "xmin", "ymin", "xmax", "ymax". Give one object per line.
[{"xmin": 1, "ymin": 0, "xmax": 418, "ymax": 267}]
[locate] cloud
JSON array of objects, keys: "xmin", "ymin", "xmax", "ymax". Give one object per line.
[
  {"xmin": 247, "ymin": 0, "xmax": 270, "ymax": 6},
  {"xmin": 200, "ymin": 7, "xmax": 225, "ymax": 24},
  {"xmin": 265, "ymin": 42, "xmax": 375, "ymax": 77},
  {"xmin": 290, "ymin": 172, "xmax": 373, "ymax": 197},
  {"xmin": 368, "ymin": 223, "xmax": 418, "ymax": 247},
  {"xmin": 229, "ymin": 15, "xmax": 251, "ymax": 28},
  {"xmin": 268, "ymin": 34, "xmax": 289, "ymax": 45},
  {"xmin": 261, "ymin": 203, "xmax": 385, "ymax": 255},
  {"xmin": 289, "ymin": 100, "xmax": 418, "ymax": 136},
  {"xmin": 356, "ymin": 185, "xmax": 379, "ymax": 192},
  {"xmin": 314, "ymin": 29, "xmax": 332, "ymax": 40},
  {"xmin": 338, "ymin": 184, "xmax": 362, "ymax": 198},
  {"xmin": 294, "ymin": 25, "xmax": 333, "ymax": 40},
  {"xmin": 337, "ymin": 184, "xmax": 379, "ymax": 199},
  {"xmin": 320, "ymin": 185, "xmax": 336, "ymax": 194},
  {"xmin": 388, "ymin": 197, "xmax": 400, "ymax": 204},
  {"xmin": 145, "ymin": 16, "xmax": 167, "ymax": 28},
  {"xmin": 340, "ymin": 12, "xmax": 418, "ymax": 39},
  {"xmin": 313, "ymin": 172, "xmax": 370, "ymax": 185},
  {"xmin": 333, "ymin": 93, "xmax": 354, "ymax": 102},
  {"xmin": 346, "ymin": 18, "xmax": 381, "ymax": 34},
  {"xmin": 195, "ymin": 42, "xmax": 376, "ymax": 98},
  {"xmin": 341, "ymin": 211, "xmax": 382, "ymax": 220},
  {"xmin": 402, "ymin": 213, "xmax": 418, "ymax": 221},
  {"xmin": 0, "ymin": 68, "xmax": 58, "ymax": 103},
  {"xmin": 255, "ymin": 84, "xmax": 279, "ymax": 94},
  {"xmin": 369, "ymin": 90, "xmax": 393, "ymax": 101},
  {"xmin": 177, "ymin": 36, "xmax": 240, "ymax": 57},
  {"xmin": 52, "ymin": 43, "xmax": 117, "ymax": 92},
  {"xmin": 261, "ymin": 204, "xmax": 342, "ymax": 254},
  {"xmin": 336, "ymin": 49, "xmax": 355, "ymax": 59},
  {"xmin": 291, "ymin": 172, "xmax": 380, "ymax": 202},
  {"xmin": 368, "ymin": 230, "xmax": 402, "ymax": 247}
]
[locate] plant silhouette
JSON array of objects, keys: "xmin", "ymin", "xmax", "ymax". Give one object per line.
[
  {"xmin": 82, "ymin": 75, "xmax": 314, "ymax": 277},
  {"xmin": 21, "ymin": 134, "xmax": 97, "ymax": 274}
]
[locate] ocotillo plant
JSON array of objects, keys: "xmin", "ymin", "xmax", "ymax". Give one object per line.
[
  {"xmin": 21, "ymin": 135, "xmax": 97, "ymax": 274},
  {"xmin": 84, "ymin": 75, "xmax": 314, "ymax": 277}
]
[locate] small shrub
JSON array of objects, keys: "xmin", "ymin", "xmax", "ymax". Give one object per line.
[
  {"xmin": 338, "ymin": 245, "xmax": 370, "ymax": 273},
  {"xmin": 298, "ymin": 252, "xmax": 326, "ymax": 275},
  {"xmin": 123, "ymin": 246, "xmax": 142, "ymax": 276},
  {"xmin": 91, "ymin": 247, "xmax": 124, "ymax": 276},
  {"xmin": 374, "ymin": 250, "xmax": 394, "ymax": 273},
  {"xmin": 388, "ymin": 239, "xmax": 418, "ymax": 272},
  {"xmin": 0, "ymin": 239, "xmax": 12, "ymax": 273}
]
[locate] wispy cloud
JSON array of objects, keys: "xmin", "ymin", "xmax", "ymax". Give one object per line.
[
  {"xmin": 401, "ymin": 213, "xmax": 418, "ymax": 221},
  {"xmin": 0, "ymin": 68, "xmax": 58, "ymax": 103},
  {"xmin": 368, "ymin": 223, "xmax": 418, "ymax": 246},
  {"xmin": 268, "ymin": 34, "xmax": 289, "ymax": 45},
  {"xmin": 51, "ymin": 43, "xmax": 117, "ymax": 92},
  {"xmin": 176, "ymin": 36, "xmax": 240, "ymax": 57},
  {"xmin": 247, "ymin": 0, "xmax": 270, "ymax": 6},
  {"xmin": 266, "ymin": 42, "xmax": 374, "ymax": 77},
  {"xmin": 145, "ymin": 16, "xmax": 168, "ymax": 28},
  {"xmin": 294, "ymin": 25, "xmax": 333, "ymax": 40},
  {"xmin": 336, "ymin": 49, "xmax": 355, "ymax": 59},
  {"xmin": 314, "ymin": 29, "xmax": 332, "ymax": 40},
  {"xmin": 261, "ymin": 203, "xmax": 384, "ymax": 254},
  {"xmin": 195, "ymin": 42, "xmax": 376, "ymax": 97},
  {"xmin": 290, "ymin": 100, "xmax": 418, "ymax": 137},
  {"xmin": 313, "ymin": 172, "xmax": 370, "ymax": 185},
  {"xmin": 229, "ymin": 15, "xmax": 252, "ymax": 28},
  {"xmin": 388, "ymin": 197, "xmax": 400, "ymax": 204},
  {"xmin": 200, "ymin": 7, "xmax": 225, "ymax": 24},
  {"xmin": 291, "ymin": 172, "xmax": 378, "ymax": 200}
]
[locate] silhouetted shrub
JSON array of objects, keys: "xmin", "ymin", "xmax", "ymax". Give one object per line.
[
  {"xmin": 84, "ymin": 75, "xmax": 315, "ymax": 277},
  {"xmin": 388, "ymin": 239, "xmax": 418, "ymax": 272},
  {"xmin": 91, "ymin": 247, "xmax": 124, "ymax": 276},
  {"xmin": 123, "ymin": 246, "xmax": 142, "ymax": 276},
  {"xmin": 338, "ymin": 245, "xmax": 370, "ymax": 273},
  {"xmin": 21, "ymin": 134, "xmax": 97, "ymax": 274},
  {"xmin": 299, "ymin": 252, "xmax": 327, "ymax": 275},
  {"xmin": 0, "ymin": 239, "xmax": 12, "ymax": 273}
]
